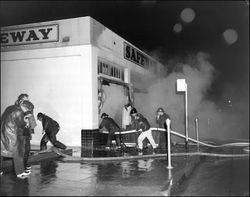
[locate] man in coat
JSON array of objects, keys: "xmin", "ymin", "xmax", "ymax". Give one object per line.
[
  {"xmin": 156, "ymin": 107, "xmax": 171, "ymax": 150},
  {"xmin": 130, "ymin": 108, "xmax": 157, "ymax": 152},
  {"xmin": 37, "ymin": 112, "xmax": 67, "ymax": 150},
  {"xmin": 21, "ymin": 100, "xmax": 37, "ymax": 173},
  {"xmin": 1, "ymin": 101, "xmax": 34, "ymax": 178},
  {"xmin": 99, "ymin": 113, "xmax": 122, "ymax": 150}
]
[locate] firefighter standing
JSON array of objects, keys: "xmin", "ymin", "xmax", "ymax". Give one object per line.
[
  {"xmin": 122, "ymin": 102, "xmax": 133, "ymax": 129},
  {"xmin": 14, "ymin": 93, "xmax": 37, "ymax": 134},
  {"xmin": 14, "ymin": 94, "xmax": 37, "ymax": 174},
  {"xmin": 1, "ymin": 101, "xmax": 34, "ymax": 178},
  {"xmin": 156, "ymin": 107, "xmax": 170, "ymax": 150},
  {"xmin": 21, "ymin": 100, "xmax": 37, "ymax": 174}
]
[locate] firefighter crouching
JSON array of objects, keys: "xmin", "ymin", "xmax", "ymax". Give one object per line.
[{"xmin": 99, "ymin": 113, "xmax": 127, "ymax": 150}]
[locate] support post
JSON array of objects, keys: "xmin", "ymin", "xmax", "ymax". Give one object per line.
[
  {"xmin": 195, "ymin": 118, "xmax": 200, "ymax": 151},
  {"xmin": 185, "ymin": 84, "xmax": 188, "ymax": 150},
  {"xmin": 166, "ymin": 118, "xmax": 173, "ymax": 169}
]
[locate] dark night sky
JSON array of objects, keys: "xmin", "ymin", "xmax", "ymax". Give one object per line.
[{"xmin": 0, "ymin": 1, "xmax": 249, "ymax": 102}]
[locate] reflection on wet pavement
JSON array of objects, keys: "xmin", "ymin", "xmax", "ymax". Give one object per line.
[
  {"xmin": 1, "ymin": 156, "xmax": 170, "ymax": 196},
  {"xmin": 1, "ymin": 145, "xmax": 248, "ymax": 196}
]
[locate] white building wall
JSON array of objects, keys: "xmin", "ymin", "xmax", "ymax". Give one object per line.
[
  {"xmin": 91, "ymin": 17, "xmax": 152, "ymax": 77},
  {"xmin": 1, "ymin": 17, "xmax": 91, "ymax": 52},
  {"xmin": 1, "ymin": 16, "xmax": 165, "ymax": 147},
  {"xmin": 1, "ymin": 45, "xmax": 95, "ymax": 147}
]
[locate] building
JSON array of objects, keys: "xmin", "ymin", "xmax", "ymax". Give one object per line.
[{"xmin": 1, "ymin": 16, "xmax": 164, "ymax": 148}]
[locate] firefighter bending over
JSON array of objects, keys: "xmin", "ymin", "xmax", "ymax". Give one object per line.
[
  {"xmin": 99, "ymin": 113, "xmax": 123, "ymax": 150},
  {"xmin": 37, "ymin": 112, "xmax": 67, "ymax": 151}
]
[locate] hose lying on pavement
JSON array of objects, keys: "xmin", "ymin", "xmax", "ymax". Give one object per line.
[
  {"xmin": 52, "ymin": 148, "xmax": 249, "ymax": 163},
  {"xmin": 49, "ymin": 128, "xmax": 249, "ymax": 162}
]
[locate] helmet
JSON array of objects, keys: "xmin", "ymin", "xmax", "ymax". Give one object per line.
[
  {"xmin": 21, "ymin": 100, "xmax": 34, "ymax": 111},
  {"xmin": 101, "ymin": 113, "xmax": 109, "ymax": 118},
  {"xmin": 157, "ymin": 107, "xmax": 164, "ymax": 113},
  {"xmin": 18, "ymin": 93, "xmax": 29, "ymax": 102},
  {"xmin": 37, "ymin": 112, "xmax": 44, "ymax": 119},
  {"xmin": 130, "ymin": 108, "xmax": 137, "ymax": 115}
]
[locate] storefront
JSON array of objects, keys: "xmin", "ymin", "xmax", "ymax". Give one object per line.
[{"xmin": 1, "ymin": 16, "xmax": 164, "ymax": 147}]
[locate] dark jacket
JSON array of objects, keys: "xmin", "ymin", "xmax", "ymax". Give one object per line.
[
  {"xmin": 99, "ymin": 117, "xmax": 120, "ymax": 133},
  {"xmin": 156, "ymin": 113, "xmax": 170, "ymax": 129},
  {"xmin": 132, "ymin": 113, "xmax": 150, "ymax": 132},
  {"xmin": 1, "ymin": 105, "xmax": 26, "ymax": 157},
  {"xmin": 41, "ymin": 115, "xmax": 60, "ymax": 134}
]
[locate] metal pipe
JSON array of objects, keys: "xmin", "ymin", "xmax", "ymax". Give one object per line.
[
  {"xmin": 195, "ymin": 118, "xmax": 200, "ymax": 151},
  {"xmin": 166, "ymin": 118, "xmax": 173, "ymax": 169},
  {"xmin": 185, "ymin": 83, "xmax": 188, "ymax": 150}
]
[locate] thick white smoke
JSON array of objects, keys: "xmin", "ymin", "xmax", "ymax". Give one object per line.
[{"xmin": 133, "ymin": 52, "xmax": 249, "ymax": 143}]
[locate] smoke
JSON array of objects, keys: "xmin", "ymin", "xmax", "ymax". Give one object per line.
[
  {"xmin": 133, "ymin": 51, "xmax": 249, "ymax": 143},
  {"xmin": 100, "ymin": 83, "xmax": 127, "ymax": 125}
]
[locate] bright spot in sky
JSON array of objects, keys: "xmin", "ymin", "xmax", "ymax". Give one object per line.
[
  {"xmin": 223, "ymin": 29, "xmax": 238, "ymax": 45},
  {"xmin": 180, "ymin": 8, "xmax": 195, "ymax": 23},
  {"xmin": 173, "ymin": 23, "xmax": 182, "ymax": 33}
]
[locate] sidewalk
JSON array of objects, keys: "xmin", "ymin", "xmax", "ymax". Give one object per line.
[{"xmin": 0, "ymin": 144, "xmax": 205, "ymax": 196}]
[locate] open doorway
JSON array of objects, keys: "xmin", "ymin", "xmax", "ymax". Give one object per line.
[{"xmin": 98, "ymin": 77, "xmax": 132, "ymax": 127}]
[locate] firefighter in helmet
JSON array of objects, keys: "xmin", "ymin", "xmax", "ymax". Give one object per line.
[
  {"xmin": 37, "ymin": 112, "xmax": 67, "ymax": 151},
  {"xmin": 130, "ymin": 108, "xmax": 157, "ymax": 152},
  {"xmin": 99, "ymin": 113, "xmax": 122, "ymax": 150},
  {"xmin": 156, "ymin": 107, "xmax": 170, "ymax": 150}
]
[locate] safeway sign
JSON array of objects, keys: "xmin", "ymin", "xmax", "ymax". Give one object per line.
[{"xmin": 0, "ymin": 24, "xmax": 59, "ymax": 46}]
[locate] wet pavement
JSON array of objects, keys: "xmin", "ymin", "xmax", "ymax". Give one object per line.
[
  {"xmin": 173, "ymin": 157, "xmax": 249, "ymax": 196},
  {"xmin": 0, "ymin": 144, "xmax": 249, "ymax": 196},
  {"xmin": 1, "ymin": 157, "xmax": 172, "ymax": 196}
]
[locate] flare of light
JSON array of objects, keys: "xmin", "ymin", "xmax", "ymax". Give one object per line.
[
  {"xmin": 180, "ymin": 8, "xmax": 195, "ymax": 23},
  {"xmin": 173, "ymin": 23, "xmax": 182, "ymax": 33},
  {"xmin": 223, "ymin": 28, "xmax": 238, "ymax": 45}
]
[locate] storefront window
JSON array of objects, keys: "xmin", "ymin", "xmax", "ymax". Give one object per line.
[{"xmin": 98, "ymin": 59, "xmax": 124, "ymax": 81}]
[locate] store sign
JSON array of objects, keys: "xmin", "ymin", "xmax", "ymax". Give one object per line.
[
  {"xmin": 0, "ymin": 24, "xmax": 59, "ymax": 46},
  {"xmin": 98, "ymin": 59, "xmax": 124, "ymax": 81},
  {"xmin": 124, "ymin": 42, "xmax": 149, "ymax": 67}
]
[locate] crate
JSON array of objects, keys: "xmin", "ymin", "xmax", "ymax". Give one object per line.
[
  {"xmin": 81, "ymin": 129, "xmax": 107, "ymax": 148},
  {"xmin": 81, "ymin": 129, "xmax": 108, "ymax": 157}
]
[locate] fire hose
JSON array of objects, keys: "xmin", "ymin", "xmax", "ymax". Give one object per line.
[
  {"xmin": 100, "ymin": 128, "xmax": 250, "ymax": 148},
  {"xmin": 50, "ymin": 128, "xmax": 249, "ymax": 162}
]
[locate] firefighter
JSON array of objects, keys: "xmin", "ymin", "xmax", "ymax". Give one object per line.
[
  {"xmin": 37, "ymin": 112, "xmax": 67, "ymax": 151},
  {"xmin": 122, "ymin": 102, "xmax": 133, "ymax": 129},
  {"xmin": 1, "ymin": 100, "xmax": 34, "ymax": 178},
  {"xmin": 99, "ymin": 113, "xmax": 123, "ymax": 150},
  {"xmin": 156, "ymin": 107, "xmax": 170, "ymax": 150},
  {"xmin": 15, "ymin": 93, "xmax": 37, "ymax": 134},
  {"xmin": 15, "ymin": 94, "xmax": 37, "ymax": 174},
  {"xmin": 14, "ymin": 93, "xmax": 29, "ymax": 106},
  {"xmin": 130, "ymin": 108, "xmax": 157, "ymax": 152},
  {"xmin": 21, "ymin": 100, "xmax": 37, "ymax": 174}
]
